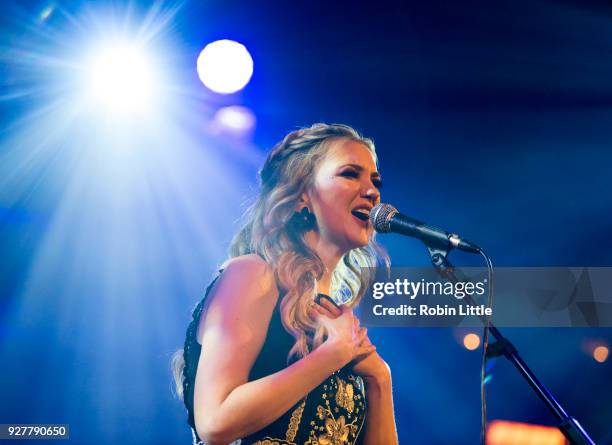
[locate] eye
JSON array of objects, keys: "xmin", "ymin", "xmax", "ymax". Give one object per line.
[
  {"xmin": 340, "ymin": 169, "xmax": 359, "ymax": 179},
  {"xmin": 372, "ymin": 178, "xmax": 383, "ymax": 189}
]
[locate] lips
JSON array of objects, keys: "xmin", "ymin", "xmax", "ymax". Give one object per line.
[
  {"xmin": 351, "ymin": 208, "xmax": 370, "ymax": 222},
  {"xmin": 350, "ymin": 205, "xmax": 372, "ymax": 227}
]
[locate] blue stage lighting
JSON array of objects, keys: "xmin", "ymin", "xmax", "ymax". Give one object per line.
[
  {"xmin": 196, "ymin": 39, "xmax": 253, "ymax": 94},
  {"xmin": 85, "ymin": 42, "xmax": 157, "ymax": 113}
]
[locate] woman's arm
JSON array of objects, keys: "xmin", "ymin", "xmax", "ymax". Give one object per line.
[
  {"xmin": 193, "ymin": 255, "xmax": 366, "ymax": 445},
  {"xmin": 351, "ymin": 330, "xmax": 399, "ymax": 445},
  {"xmin": 198, "ymin": 338, "xmax": 346, "ymax": 444},
  {"xmin": 361, "ymin": 367, "xmax": 399, "ymax": 445}
]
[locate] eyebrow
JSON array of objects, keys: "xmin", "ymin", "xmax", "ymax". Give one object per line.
[{"xmin": 339, "ymin": 163, "xmax": 382, "ymax": 178}]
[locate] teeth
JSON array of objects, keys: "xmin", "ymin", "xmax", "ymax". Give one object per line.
[{"xmin": 351, "ymin": 208, "xmax": 370, "ymax": 222}]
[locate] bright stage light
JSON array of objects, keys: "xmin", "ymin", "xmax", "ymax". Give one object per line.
[
  {"xmin": 197, "ymin": 39, "xmax": 253, "ymax": 94},
  {"xmin": 214, "ymin": 106, "xmax": 256, "ymax": 132},
  {"xmin": 85, "ymin": 43, "xmax": 157, "ymax": 113}
]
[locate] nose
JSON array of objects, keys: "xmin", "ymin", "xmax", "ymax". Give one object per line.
[{"xmin": 362, "ymin": 181, "xmax": 380, "ymax": 204}]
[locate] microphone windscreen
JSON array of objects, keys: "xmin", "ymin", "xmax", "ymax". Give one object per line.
[{"xmin": 369, "ymin": 203, "xmax": 397, "ymax": 233}]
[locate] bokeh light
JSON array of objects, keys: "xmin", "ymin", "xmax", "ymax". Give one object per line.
[
  {"xmin": 196, "ymin": 39, "xmax": 253, "ymax": 94},
  {"xmin": 213, "ymin": 106, "xmax": 256, "ymax": 133},
  {"xmin": 463, "ymin": 333, "xmax": 481, "ymax": 350},
  {"xmin": 487, "ymin": 420, "xmax": 566, "ymax": 445},
  {"xmin": 593, "ymin": 345, "xmax": 609, "ymax": 363}
]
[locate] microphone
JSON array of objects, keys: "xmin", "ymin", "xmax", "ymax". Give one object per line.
[{"xmin": 369, "ymin": 203, "xmax": 482, "ymax": 254}]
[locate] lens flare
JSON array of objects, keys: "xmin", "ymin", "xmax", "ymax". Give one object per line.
[{"xmin": 85, "ymin": 43, "xmax": 157, "ymax": 113}]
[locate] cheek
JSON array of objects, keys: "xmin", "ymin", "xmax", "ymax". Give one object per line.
[
  {"xmin": 319, "ymin": 176, "xmax": 355, "ymax": 198},
  {"xmin": 310, "ymin": 173, "xmax": 365, "ymax": 232},
  {"xmin": 315, "ymin": 181, "xmax": 353, "ymax": 215}
]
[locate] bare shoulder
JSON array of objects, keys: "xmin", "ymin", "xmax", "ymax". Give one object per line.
[
  {"xmin": 196, "ymin": 254, "xmax": 278, "ymax": 342},
  {"xmin": 218, "ymin": 254, "xmax": 278, "ymax": 301}
]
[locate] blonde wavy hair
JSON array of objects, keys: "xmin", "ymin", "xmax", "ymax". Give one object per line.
[{"xmin": 172, "ymin": 123, "xmax": 389, "ymax": 399}]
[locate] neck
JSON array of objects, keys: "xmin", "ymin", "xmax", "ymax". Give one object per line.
[{"xmin": 303, "ymin": 230, "xmax": 344, "ymax": 295}]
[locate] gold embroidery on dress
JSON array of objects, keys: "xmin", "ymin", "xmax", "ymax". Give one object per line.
[
  {"xmin": 285, "ymin": 398, "xmax": 306, "ymax": 442},
  {"xmin": 256, "ymin": 373, "xmax": 366, "ymax": 445},
  {"xmin": 253, "ymin": 438, "xmax": 285, "ymax": 445},
  {"xmin": 334, "ymin": 376, "xmax": 354, "ymax": 414},
  {"xmin": 348, "ymin": 374, "xmax": 367, "ymax": 441},
  {"xmin": 252, "ymin": 438, "xmax": 295, "ymax": 445},
  {"xmin": 306, "ymin": 405, "xmax": 358, "ymax": 445},
  {"xmin": 305, "ymin": 374, "xmax": 365, "ymax": 445}
]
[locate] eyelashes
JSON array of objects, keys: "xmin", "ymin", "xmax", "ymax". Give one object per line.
[
  {"xmin": 340, "ymin": 170, "xmax": 359, "ymax": 178},
  {"xmin": 340, "ymin": 170, "xmax": 383, "ymax": 189}
]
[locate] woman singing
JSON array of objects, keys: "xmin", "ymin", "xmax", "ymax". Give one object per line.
[{"xmin": 173, "ymin": 123, "xmax": 399, "ymax": 445}]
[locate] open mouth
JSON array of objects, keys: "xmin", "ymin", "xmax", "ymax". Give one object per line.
[{"xmin": 351, "ymin": 208, "xmax": 370, "ymax": 222}]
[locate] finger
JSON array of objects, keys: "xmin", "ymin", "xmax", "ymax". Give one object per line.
[
  {"xmin": 360, "ymin": 345, "xmax": 377, "ymax": 356},
  {"xmin": 358, "ymin": 334, "xmax": 372, "ymax": 347},
  {"xmin": 357, "ymin": 327, "xmax": 369, "ymax": 343},
  {"xmin": 318, "ymin": 308, "xmax": 339, "ymax": 320},
  {"xmin": 355, "ymin": 344, "xmax": 377, "ymax": 359},
  {"xmin": 361, "ymin": 343, "xmax": 376, "ymax": 353},
  {"xmin": 353, "ymin": 327, "xmax": 367, "ymax": 344},
  {"xmin": 317, "ymin": 298, "xmax": 342, "ymax": 318},
  {"xmin": 308, "ymin": 301, "xmax": 324, "ymax": 319},
  {"xmin": 359, "ymin": 340, "xmax": 373, "ymax": 353},
  {"xmin": 313, "ymin": 305, "xmax": 330, "ymax": 320},
  {"xmin": 314, "ymin": 300, "xmax": 340, "ymax": 319},
  {"xmin": 307, "ymin": 306, "xmax": 319, "ymax": 321}
]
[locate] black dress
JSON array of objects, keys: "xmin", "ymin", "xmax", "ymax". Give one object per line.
[{"xmin": 182, "ymin": 271, "xmax": 367, "ymax": 445}]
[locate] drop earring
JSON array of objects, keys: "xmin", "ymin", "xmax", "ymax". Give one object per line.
[{"xmin": 297, "ymin": 207, "xmax": 316, "ymax": 231}]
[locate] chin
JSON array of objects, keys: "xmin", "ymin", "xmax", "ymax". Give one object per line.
[{"xmin": 346, "ymin": 233, "xmax": 371, "ymax": 250}]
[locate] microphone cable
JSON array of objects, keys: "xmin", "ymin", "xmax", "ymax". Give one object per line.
[{"xmin": 478, "ymin": 249, "xmax": 494, "ymax": 445}]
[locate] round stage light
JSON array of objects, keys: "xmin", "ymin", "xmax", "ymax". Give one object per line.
[
  {"xmin": 197, "ymin": 39, "xmax": 253, "ymax": 94},
  {"xmin": 593, "ymin": 345, "xmax": 609, "ymax": 363},
  {"xmin": 463, "ymin": 333, "xmax": 481, "ymax": 350},
  {"xmin": 86, "ymin": 43, "xmax": 156, "ymax": 113}
]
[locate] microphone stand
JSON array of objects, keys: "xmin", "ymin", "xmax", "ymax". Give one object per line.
[{"xmin": 425, "ymin": 244, "xmax": 595, "ymax": 445}]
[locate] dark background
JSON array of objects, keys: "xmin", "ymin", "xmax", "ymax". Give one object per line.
[{"xmin": 1, "ymin": 0, "xmax": 611, "ymax": 443}]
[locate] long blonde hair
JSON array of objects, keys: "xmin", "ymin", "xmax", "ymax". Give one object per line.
[{"xmin": 172, "ymin": 123, "xmax": 389, "ymax": 399}]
